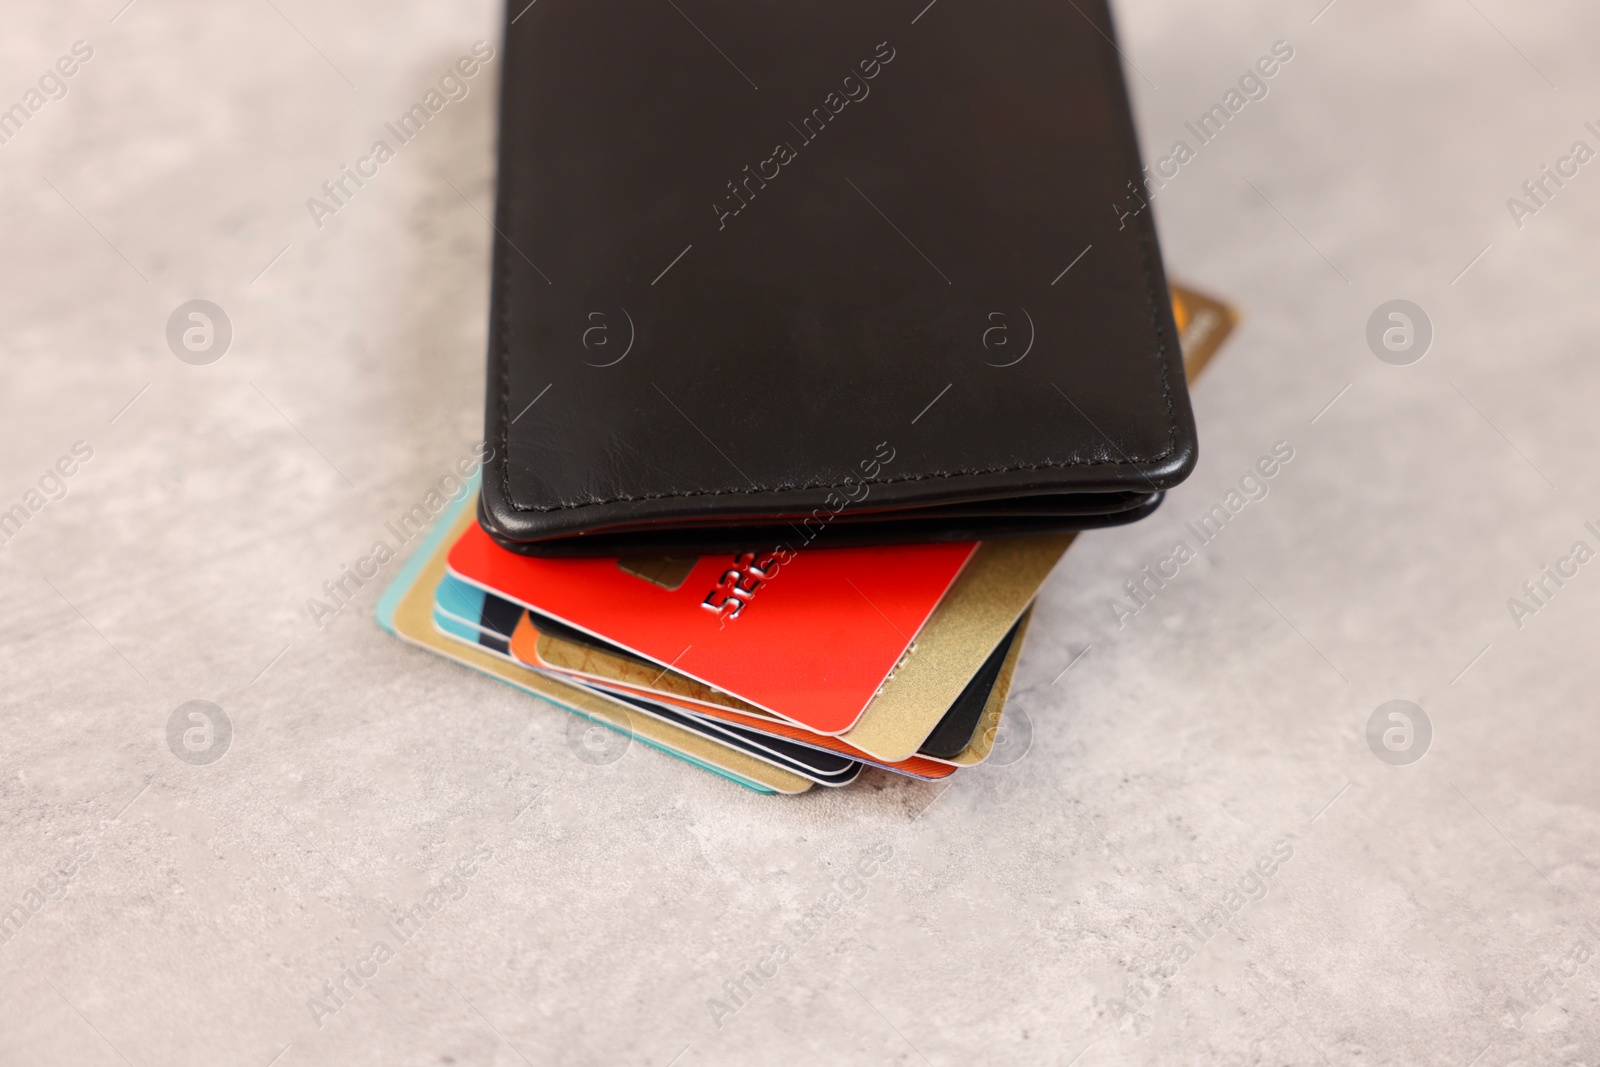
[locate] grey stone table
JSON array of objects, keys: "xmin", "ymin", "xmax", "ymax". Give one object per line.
[{"xmin": 3, "ymin": 1, "xmax": 1598, "ymax": 1064}]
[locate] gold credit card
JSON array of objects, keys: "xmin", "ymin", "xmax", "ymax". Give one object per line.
[
  {"xmin": 534, "ymin": 622, "xmax": 770, "ymax": 717},
  {"xmin": 1171, "ymin": 283, "xmax": 1238, "ymax": 381},
  {"xmin": 835, "ymin": 534, "xmax": 1069, "ymax": 762}
]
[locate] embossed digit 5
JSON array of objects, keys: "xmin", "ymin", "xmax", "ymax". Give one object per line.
[{"xmin": 723, "ymin": 568, "xmax": 762, "ymax": 598}]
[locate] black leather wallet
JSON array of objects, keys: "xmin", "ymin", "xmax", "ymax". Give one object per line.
[{"xmin": 479, "ymin": 0, "xmax": 1196, "ymax": 556}]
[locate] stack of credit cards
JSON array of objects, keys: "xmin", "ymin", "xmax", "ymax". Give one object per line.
[{"xmin": 378, "ymin": 286, "xmax": 1234, "ymax": 794}]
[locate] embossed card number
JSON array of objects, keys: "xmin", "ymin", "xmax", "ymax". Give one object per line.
[{"xmin": 701, "ymin": 551, "xmax": 786, "ymax": 619}]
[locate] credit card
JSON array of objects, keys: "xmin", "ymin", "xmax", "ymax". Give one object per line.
[
  {"xmin": 441, "ymin": 532, "xmax": 1054, "ymax": 765},
  {"xmin": 1171, "ymin": 283, "xmax": 1238, "ymax": 380},
  {"xmin": 378, "ymin": 492, "xmax": 814, "ymax": 794},
  {"xmin": 438, "ymin": 573, "xmax": 991, "ymax": 763},
  {"xmin": 448, "ymin": 528, "xmax": 976, "ymax": 734},
  {"xmin": 503, "ymin": 612, "xmax": 959, "ymax": 781},
  {"xmin": 431, "ymin": 602, "xmax": 863, "ymax": 787}
]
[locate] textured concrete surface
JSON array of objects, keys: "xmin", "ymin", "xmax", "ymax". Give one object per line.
[{"xmin": 3, "ymin": 1, "xmax": 1600, "ymax": 1064}]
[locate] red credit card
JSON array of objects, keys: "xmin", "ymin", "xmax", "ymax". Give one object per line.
[{"xmin": 447, "ymin": 522, "xmax": 976, "ymax": 734}]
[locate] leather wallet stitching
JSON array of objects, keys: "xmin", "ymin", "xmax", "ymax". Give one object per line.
[
  {"xmin": 497, "ymin": 249, "xmax": 1180, "ymax": 514},
  {"xmin": 496, "ymin": 272, "xmax": 1178, "ymax": 514},
  {"xmin": 494, "ymin": 149, "xmax": 520, "ymax": 518}
]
